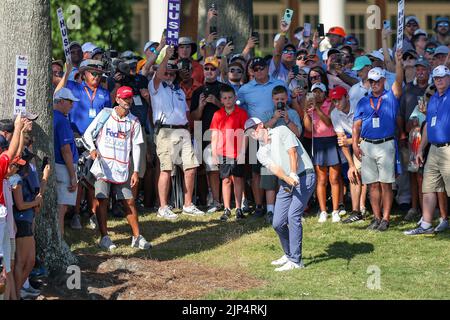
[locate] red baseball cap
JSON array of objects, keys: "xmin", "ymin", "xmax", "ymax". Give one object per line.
[
  {"xmin": 327, "ymin": 26, "xmax": 346, "ymax": 38},
  {"xmin": 329, "ymin": 86, "xmax": 348, "ymax": 100},
  {"xmin": 117, "ymin": 86, "xmax": 134, "ymax": 99}
]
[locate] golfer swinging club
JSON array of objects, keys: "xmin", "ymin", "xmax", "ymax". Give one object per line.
[{"xmin": 245, "ymin": 117, "xmax": 316, "ymax": 271}]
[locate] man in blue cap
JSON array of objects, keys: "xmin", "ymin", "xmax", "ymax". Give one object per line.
[
  {"xmin": 53, "ymin": 88, "xmax": 80, "ymax": 236},
  {"xmin": 431, "ymin": 17, "xmax": 449, "ymax": 46}
]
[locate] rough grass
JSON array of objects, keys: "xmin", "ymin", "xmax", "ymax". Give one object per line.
[{"xmin": 60, "ymin": 208, "xmax": 450, "ymax": 300}]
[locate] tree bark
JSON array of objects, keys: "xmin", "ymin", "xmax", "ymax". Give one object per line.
[
  {"xmin": 198, "ymin": 0, "xmax": 253, "ymax": 52},
  {"xmin": 0, "ymin": 0, "xmax": 77, "ymax": 273}
]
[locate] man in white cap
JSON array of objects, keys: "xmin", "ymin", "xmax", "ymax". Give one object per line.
[
  {"xmin": 245, "ymin": 117, "xmax": 315, "ymax": 271},
  {"xmin": 53, "ymin": 88, "xmax": 80, "ymax": 236},
  {"xmin": 82, "ymin": 42, "xmax": 98, "ymax": 60},
  {"xmin": 367, "ymin": 50, "xmax": 396, "ymax": 89},
  {"xmin": 405, "ymin": 65, "xmax": 450, "ymax": 235},
  {"xmin": 352, "ymin": 49, "xmax": 404, "ymax": 232}
]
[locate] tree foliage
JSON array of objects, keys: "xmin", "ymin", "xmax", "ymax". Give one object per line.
[{"xmin": 50, "ymin": 0, "xmax": 135, "ymax": 59}]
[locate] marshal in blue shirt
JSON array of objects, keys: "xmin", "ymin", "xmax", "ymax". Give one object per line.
[
  {"xmin": 54, "ymin": 110, "xmax": 79, "ymax": 165},
  {"xmin": 66, "ymin": 80, "xmax": 111, "ymax": 135},
  {"xmin": 426, "ymin": 86, "xmax": 450, "ymax": 144},
  {"xmin": 353, "ymin": 89, "xmax": 399, "ymax": 139},
  {"xmin": 237, "ymin": 76, "xmax": 289, "ymax": 123}
]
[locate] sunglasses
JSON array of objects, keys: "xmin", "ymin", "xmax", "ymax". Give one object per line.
[
  {"xmin": 437, "ymin": 23, "xmax": 449, "ymax": 27},
  {"xmin": 369, "ymin": 79, "xmax": 382, "ymax": 84},
  {"xmin": 229, "ymin": 68, "xmax": 243, "ymax": 73},
  {"xmin": 426, "ymin": 48, "xmax": 436, "ymax": 53},
  {"xmin": 297, "ymin": 55, "xmax": 307, "ymax": 61},
  {"xmin": 204, "ymin": 67, "xmax": 217, "ymax": 71},
  {"xmin": 253, "ymin": 66, "xmax": 266, "ymax": 72},
  {"xmin": 88, "ymin": 71, "xmax": 103, "ymax": 77},
  {"xmin": 346, "ymin": 41, "xmax": 357, "ymax": 45},
  {"xmin": 282, "ymin": 50, "xmax": 296, "ymax": 55}
]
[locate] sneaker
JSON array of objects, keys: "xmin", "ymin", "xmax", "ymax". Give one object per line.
[
  {"xmin": 266, "ymin": 211, "xmax": 274, "ymax": 224},
  {"xmin": 157, "ymin": 206, "xmax": 178, "ymax": 220},
  {"xmin": 206, "ymin": 200, "xmax": 222, "ymax": 214},
  {"xmin": 29, "ymin": 266, "xmax": 48, "ymax": 279},
  {"xmin": 70, "ymin": 214, "xmax": 82, "ymax": 230},
  {"xmin": 21, "ymin": 285, "xmax": 40, "ymax": 297},
  {"xmin": 235, "ymin": 208, "xmax": 245, "ymax": 220},
  {"xmin": 338, "ymin": 204, "xmax": 347, "ymax": 217},
  {"xmin": 404, "ymin": 208, "xmax": 420, "ymax": 222},
  {"xmin": 271, "ymin": 255, "xmax": 289, "ymax": 266},
  {"xmin": 220, "ymin": 208, "xmax": 232, "ymax": 222},
  {"xmin": 318, "ymin": 211, "xmax": 328, "ymax": 223},
  {"xmin": 274, "ymin": 260, "xmax": 305, "ymax": 272},
  {"xmin": 131, "ymin": 235, "xmax": 152, "ymax": 250},
  {"xmin": 99, "ymin": 235, "xmax": 117, "ymax": 252},
  {"xmin": 434, "ymin": 218, "xmax": 449, "ymax": 233},
  {"xmin": 242, "ymin": 198, "xmax": 251, "ymax": 213},
  {"xmin": 367, "ymin": 218, "xmax": 381, "ymax": 230},
  {"xmin": 253, "ymin": 206, "xmax": 265, "ymax": 218},
  {"xmin": 376, "ymin": 219, "xmax": 390, "ymax": 231},
  {"xmin": 20, "ymin": 288, "xmax": 40, "ymax": 299},
  {"xmin": 331, "ymin": 211, "xmax": 341, "ymax": 223},
  {"xmin": 88, "ymin": 214, "xmax": 98, "ymax": 230},
  {"xmin": 342, "ymin": 211, "xmax": 364, "ymax": 224},
  {"xmin": 183, "ymin": 204, "xmax": 205, "ymax": 216},
  {"xmin": 404, "ymin": 225, "xmax": 434, "ymax": 235}
]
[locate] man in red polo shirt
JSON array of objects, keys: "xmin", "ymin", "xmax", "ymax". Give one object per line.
[{"xmin": 210, "ymin": 85, "xmax": 249, "ymax": 221}]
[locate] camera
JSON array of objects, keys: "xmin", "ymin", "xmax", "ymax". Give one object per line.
[
  {"xmin": 292, "ymin": 65, "xmax": 300, "ymax": 76},
  {"xmin": 276, "ymin": 102, "xmax": 285, "ymax": 110},
  {"xmin": 210, "ymin": 26, "xmax": 217, "ymax": 34},
  {"xmin": 204, "ymin": 86, "xmax": 211, "ymax": 97},
  {"xmin": 226, "ymin": 36, "xmax": 234, "ymax": 45}
]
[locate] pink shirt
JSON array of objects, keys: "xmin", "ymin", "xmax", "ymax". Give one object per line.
[{"xmin": 309, "ymin": 99, "xmax": 336, "ymax": 138}]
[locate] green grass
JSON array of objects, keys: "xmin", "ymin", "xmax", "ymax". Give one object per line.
[{"xmin": 65, "ymin": 209, "xmax": 450, "ymax": 299}]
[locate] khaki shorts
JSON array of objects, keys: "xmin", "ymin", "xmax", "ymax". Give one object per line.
[
  {"xmin": 55, "ymin": 163, "xmax": 78, "ymax": 206},
  {"xmin": 156, "ymin": 128, "xmax": 199, "ymax": 172},
  {"xmin": 360, "ymin": 139, "xmax": 396, "ymax": 184},
  {"xmin": 422, "ymin": 145, "xmax": 450, "ymax": 196}
]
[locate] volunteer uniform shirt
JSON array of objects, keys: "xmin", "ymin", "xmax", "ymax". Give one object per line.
[
  {"xmin": 54, "ymin": 110, "xmax": 79, "ymax": 165},
  {"xmin": 354, "ymin": 89, "xmax": 399, "ymax": 139},
  {"xmin": 257, "ymin": 125, "xmax": 313, "ymax": 175},
  {"xmin": 148, "ymin": 79, "xmax": 189, "ymax": 126},
  {"xmin": 86, "ymin": 108, "xmax": 144, "ymax": 184},
  {"xmin": 426, "ymin": 87, "xmax": 450, "ymax": 144},
  {"xmin": 209, "ymin": 106, "xmax": 248, "ymax": 159},
  {"xmin": 66, "ymin": 80, "xmax": 112, "ymax": 135},
  {"xmin": 238, "ymin": 77, "xmax": 288, "ymax": 123}
]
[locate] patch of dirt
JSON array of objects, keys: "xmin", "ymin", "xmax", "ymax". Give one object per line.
[{"xmin": 38, "ymin": 254, "xmax": 264, "ymax": 300}]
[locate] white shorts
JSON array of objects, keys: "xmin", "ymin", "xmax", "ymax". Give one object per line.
[
  {"xmin": 360, "ymin": 139, "xmax": 396, "ymax": 184},
  {"xmin": 55, "ymin": 163, "xmax": 78, "ymax": 206}
]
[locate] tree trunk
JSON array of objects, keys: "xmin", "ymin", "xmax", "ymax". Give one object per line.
[
  {"xmin": 0, "ymin": 0, "xmax": 77, "ymax": 273},
  {"xmin": 198, "ymin": 0, "xmax": 253, "ymax": 52}
]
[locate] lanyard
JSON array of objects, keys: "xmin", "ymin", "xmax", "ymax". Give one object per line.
[
  {"xmin": 84, "ymin": 86, "xmax": 97, "ymax": 109},
  {"xmin": 369, "ymin": 97, "xmax": 382, "ymax": 116}
]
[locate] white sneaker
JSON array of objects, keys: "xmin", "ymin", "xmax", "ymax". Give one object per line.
[
  {"xmin": 318, "ymin": 211, "xmax": 328, "ymax": 223},
  {"xmin": 157, "ymin": 206, "xmax": 178, "ymax": 220},
  {"xmin": 274, "ymin": 260, "xmax": 304, "ymax": 272},
  {"xmin": 434, "ymin": 218, "xmax": 449, "ymax": 233},
  {"xmin": 182, "ymin": 204, "xmax": 205, "ymax": 216},
  {"xmin": 207, "ymin": 200, "xmax": 222, "ymax": 214},
  {"xmin": 271, "ymin": 255, "xmax": 289, "ymax": 266},
  {"xmin": 338, "ymin": 205, "xmax": 347, "ymax": 217},
  {"xmin": 99, "ymin": 235, "xmax": 117, "ymax": 252},
  {"xmin": 88, "ymin": 215, "xmax": 98, "ymax": 230},
  {"xmin": 332, "ymin": 211, "xmax": 341, "ymax": 223},
  {"xmin": 70, "ymin": 214, "xmax": 82, "ymax": 230},
  {"xmin": 131, "ymin": 235, "xmax": 152, "ymax": 250}
]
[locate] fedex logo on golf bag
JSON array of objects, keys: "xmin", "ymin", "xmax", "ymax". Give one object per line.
[{"xmin": 106, "ymin": 128, "xmax": 126, "ymax": 139}]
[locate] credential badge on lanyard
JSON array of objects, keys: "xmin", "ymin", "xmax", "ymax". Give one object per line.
[
  {"xmin": 85, "ymin": 86, "xmax": 98, "ymax": 118},
  {"xmin": 370, "ymin": 97, "xmax": 382, "ymax": 129}
]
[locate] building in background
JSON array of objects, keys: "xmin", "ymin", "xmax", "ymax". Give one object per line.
[{"xmin": 131, "ymin": 0, "xmax": 449, "ymax": 54}]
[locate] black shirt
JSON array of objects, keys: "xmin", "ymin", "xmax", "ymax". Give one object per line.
[{"xmin": 190, "ymin": 81, "xmax": 223, "ymax": 134}]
